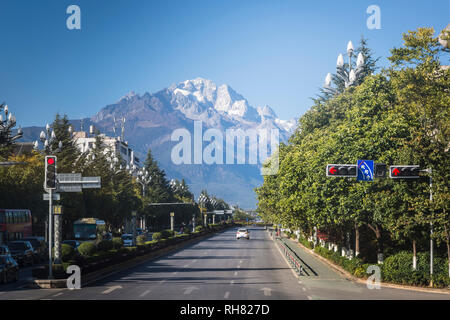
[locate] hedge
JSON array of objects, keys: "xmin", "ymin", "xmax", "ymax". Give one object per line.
[
  {"xmin": 32, "ymin": 223, "xmax": 235, "ymax": 279},
  {"xmin": 77, "ymin": 241, "xmax": 96, "ymax": 257},
  {"xmin": 313, "ymin": 246, "xmax": 450, "ymax": 288}
]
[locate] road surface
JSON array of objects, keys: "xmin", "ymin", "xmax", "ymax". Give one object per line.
[{"xmin": 1, "ymin": 227, "xmax": 449, "ymax": 300}]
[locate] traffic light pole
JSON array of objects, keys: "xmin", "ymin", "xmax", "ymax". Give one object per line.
[
  {"xmin": 429, "ymin": 169, "xmax": 433, "ymax": 286},
  {"xmin": 48, "ymin": 188, "xmax": 53, "ymax": 279}
]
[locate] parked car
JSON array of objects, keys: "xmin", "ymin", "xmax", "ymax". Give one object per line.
[
  {"xmin": 21, "ymin": 237, "xmax": 46, "ymax": 262},
  {"xmin": 7, "ymin": 241, "xmax": 34, "ymax": 267},
  {"xmin": 0, "ymin": 255, "xmax": 19, "ymax": 283},
  {"xmin": 121, "ymin": 234, "xmax": 134, "ymax": 247},
  {"xmin": 0, "ymin": 245, "xmax": 11, "ymax": 256},
  {"xmin": 236, "ymin": 228, "xmax": 250, "ymax": 240},
  {"xmin": 62, "ymin": 240, "xmax": 81, "ymax": 250}
]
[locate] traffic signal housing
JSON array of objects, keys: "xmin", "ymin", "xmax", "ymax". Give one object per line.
[
  {"xmin": 326, "ymin": 164, "xmax": 357, "ymax": 177},
  {"xmin": 374, "ymin": 163, "xmax": 387, "ymax": 178},
  {"xmin": 45, "ymin": 156, "xmax": 57, "ymax": 189},
  {"xmin": 389, "ymin": 165, "xmax": 420, "ymax": 179}
]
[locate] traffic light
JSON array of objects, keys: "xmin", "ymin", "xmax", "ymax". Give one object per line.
[
  {"xmin": 326, "ymin": 164, "xmax": 357, "ymax": 177},
  {"xmin": 389, "ymin": 165, "xmax": 420, "ymax": 179},
  {"xmin": 374, "ymin": 163, "xmax": 387, "ymax": 178},
  {"xmin": 45, "ymin": 156, "xmax": 57, "ymax": 189}
]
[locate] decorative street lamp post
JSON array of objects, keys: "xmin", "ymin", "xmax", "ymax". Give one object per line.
[{"xmin": 323, "ymin": 41, "xmax": 365, "ymax": 97}]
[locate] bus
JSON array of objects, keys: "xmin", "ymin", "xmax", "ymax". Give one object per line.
[
  {"xmin": 0, "ymin": 209, "xmax": 32, "ymax": 245},
  {"xmin": 73, "ymin": 218, "xmax": 105, "ymax": 241}
]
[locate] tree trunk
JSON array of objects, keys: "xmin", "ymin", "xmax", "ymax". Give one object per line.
[
  {"xmin": 368, "ymin": 223, "xmax": 383, "ymax": 264},
  {"xmin": 412, "ymin": 240, "xmax": 417, "ymax": 271},
  {"xmin": 355, "ymin": 222, "xmax": 360, "ymax": 257}
]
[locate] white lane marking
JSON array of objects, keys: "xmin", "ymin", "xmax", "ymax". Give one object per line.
[
  {"xmin": 230, "ymin": 280, "xmax": 235, "ymax": 285},
  {"xmin": 307, "ymin": 296, "xmax": 313, "ymax": 300},
  {"xmin": 52, "ymin": 292, "xmax": 64, "ymax": 297},
  {"xmin": 159, "ymin": 280, "xmax": 166, "ymax": 284},
  {"xmin": 237, "ymin": 265, "xmax": 241, "ymax": 269},
  {"xmin": 183, "ymin": 264, "xmax": 190, "ymax": 268},
  {"xmin": 233, "ymin": 271, "xmax": 238, "ymax": 276},
  {"xmin": 302, "ymin": 287, "xmax": 306, "ymax": 292},
  {"xmin": 224, "ymin": 291, "xmax": 230, "ymax": 299},
  {"xmin": 102, "ymin": 285, "xmax": 122, "ymax": 294},
  {"xmin": 140, "ymin": 290, "xmax": 151, "ymax": 297},
  {"xmin": 260, "ymin": 287, "xmax": 272, "ymax": 296},
  {"xmin": 173, "ymin": 271, "xmax": 179, "ymax": 275},
  {"xmin": 183, "ymin": 286, "xmax": 199, "ymax": 295},
  {"xmin": 239, "ymin": 260, "xmax": 243, "ymax": 264},
  {"xmin": 192, "ymin": 260, "xmax": 197, "ymax": 263}
]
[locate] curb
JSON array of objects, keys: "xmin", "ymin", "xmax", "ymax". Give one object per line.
[
  {"xmin": 30, "ymin": 228, "xmax": 232, "ymax": 289},
  {"xmin": 291, "ymin": 237, "xmax": 450, "ymax": 295}
]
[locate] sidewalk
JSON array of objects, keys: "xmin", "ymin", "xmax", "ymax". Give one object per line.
[{"xmin": 280, "ymin": 233, "xmax": 450, "ymax": 298}]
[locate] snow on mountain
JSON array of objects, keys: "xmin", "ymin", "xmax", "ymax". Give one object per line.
[{"xmin": 166, "ymin": 77, "xmax": 295, "ymax": 134}]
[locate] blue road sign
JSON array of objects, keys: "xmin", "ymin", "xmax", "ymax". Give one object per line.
[{"xmin": 357, "ymin": 160, "xmax": 374, "ymax": 181}]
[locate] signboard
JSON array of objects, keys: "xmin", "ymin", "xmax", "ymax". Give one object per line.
[
  {"xmin": 213, "ymin": 210, "xmax": 225, "ymax": 215},
  {"xmin": 56, "ymin": 174, "xmax": 101, "ymax": 192},
  {"xmin": 57, "ymin": 184, "xmax": 82, "ymax": 192},
  {"xmin": 357, "ymin": 160, "xmax": 374, "ymax": 181},
  {"xmin": 43, "ymin": 193, "xmax": 60, "ymax": 201},
  {"xmin": 53, "ymin": 205, "xmax": 62, "ymax": 215},
  {"xmin": 226, "ymin": 210, "xmax": 233, "ymax": 214},
  {"xmin": 81, "ymin": 176, "xmax": 101, "ymax": 189}
]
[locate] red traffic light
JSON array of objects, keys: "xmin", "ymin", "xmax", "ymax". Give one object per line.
[
  {"xmin": 47, "ymin": 157, "xmax": 55, "ymax": 165},
  {"xmin": 392, "ymin": 168, "xmax": 400, "ymax": 176},
  {"xmin": 329, "ymin": 166, "xmax": 337, "ymax": 175}
]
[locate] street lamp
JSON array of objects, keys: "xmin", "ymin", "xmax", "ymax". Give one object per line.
[
  {"xmin": 0, "ymin": 104, "xmax": 23, "ymax": 148},
  {"xmin": 198, "ymin": 194, "xmax": 209, "ymax": 226},
  {"xmin": 323, "ymin": 40, "xmax": 365, "ymax": 96}
]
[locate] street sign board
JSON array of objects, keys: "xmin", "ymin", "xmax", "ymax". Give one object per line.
[
  {"xmin": 213, "ymin": 210, "xmax": 225, "ymax": 215},
  {"xmin": 357, "ymin": 160, "xmax": 374, "ymax": 181},
  {"xmin": 53, "ymin": 205, "xmax": 63, "ymax": 215},
  {"xmin": 226, "ymin": 210, "xmax": 233, "ymax": 214},
  {"xmin": 57, "ymin": 173, "xmax": 81, "ymax": 182},
  {"xmin": 57, "ymin": 184, "xmax": 82, "ymax": 192},
  {"xmin": 43, "ymin": 193, "xmax": 60, "ymax": 201},
  {"xmin": 81, "ymin": 176, "xmax": 101, "ymax": 189}
]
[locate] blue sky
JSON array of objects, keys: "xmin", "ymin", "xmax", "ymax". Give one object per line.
[{"xmin": 0, "ymin": 0, "xmax": 449, "ymax": 127}]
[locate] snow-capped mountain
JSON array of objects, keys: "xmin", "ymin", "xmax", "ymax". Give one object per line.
[{"xmin": 24, "ymin": 78, "xmax": 297, "ymax": 208}]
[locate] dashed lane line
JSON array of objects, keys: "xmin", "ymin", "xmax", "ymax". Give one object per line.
[
  {"xmin": 224, "ymin": 292, "xmax": 230, "ymax": 299},
  {"xmin": 139, "ymin": 290, "xmax": 151, "ymax": 297}
]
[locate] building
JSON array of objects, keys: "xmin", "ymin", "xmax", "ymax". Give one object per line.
[{"xmin": 72, "ymin": 131, "xmax": 140, "ymax": 169}]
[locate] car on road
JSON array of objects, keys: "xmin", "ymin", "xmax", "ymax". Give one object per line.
[
  {"xmin": 121, "ymin": 234, "xmax": 134, "ymax": 247},
  {"xmin": 236, "ymin": 228, "xmax": 250, "ymax": 240},
  {"xmin": 62, "ymin": 240, "xmax": 81, "ymax": 251},
  {"xmin": 0, "ymin": 255, "xmax": 19, "ymax": 284},
  {"xmin": 7, "ymin": 241, "xmax": 34, "ymax": 267},
  {"xmin": 21, "ymin": 237, "xmax": 47, "ymax": 262}
]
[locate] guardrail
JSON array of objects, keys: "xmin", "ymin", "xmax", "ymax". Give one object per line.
[{"xmin": 281, "ymin": 241, "xmax": 304, "ymax": 276}]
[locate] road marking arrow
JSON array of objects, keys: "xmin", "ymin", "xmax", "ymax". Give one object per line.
[
  {"xmin": 102, "ymin": 285, "xmax": 122, "ymax": 294},
  {"xmin": 260, "ymin": 287, "xmax": 272, "ymax": 296},
  {"xmin": 183, "ymin": 286, "xmax": 199, "ymax": 295}
]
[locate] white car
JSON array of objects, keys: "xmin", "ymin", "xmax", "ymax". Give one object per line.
[
  {"xmin": 236, "ymin": 228, "xmax": 249, "ymax": 240},
  {"xmin": 121, "ymin": 234, "xmax": 134, "ymax": 247}
]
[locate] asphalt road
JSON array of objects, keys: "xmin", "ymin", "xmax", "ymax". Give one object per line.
[{"xmin": 1, "ymin": 227, "xmax": 449, "ymax": 300}]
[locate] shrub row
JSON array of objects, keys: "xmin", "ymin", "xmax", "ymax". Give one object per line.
[
  {"xmin": 33, "ymin": 222, "xmax": 235, "ymax": 279},
  {"xmin": 312, "ymin": 245, "xmax": 450, "ymax": 288}
]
